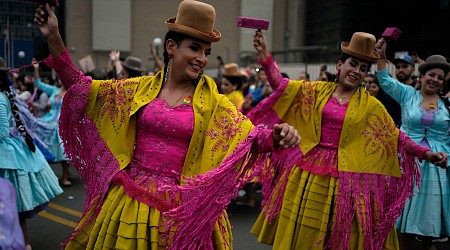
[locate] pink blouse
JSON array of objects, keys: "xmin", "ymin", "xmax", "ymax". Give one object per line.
[
  {"xmin": 112, "ymin": 99, "xmax": 194, "ymax": 205},
  {"xmin": 298, "ymin": 98, "xmax": 348, "ymax": 177}
]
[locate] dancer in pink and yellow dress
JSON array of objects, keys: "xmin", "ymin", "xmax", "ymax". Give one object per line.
[
  {"xmin": 34, "ymin": 1, "xmax": 301, "ymax": 249},
  {"xmin": 248, "ymin": 30, "xmax": 448, "ymax": 249}
]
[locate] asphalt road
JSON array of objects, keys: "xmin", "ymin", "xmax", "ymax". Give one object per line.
[{"xmin": 26, "ymin": 163, "xmax": 449, "ymax": 250}]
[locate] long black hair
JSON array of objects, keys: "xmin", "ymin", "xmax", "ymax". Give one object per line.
[{"xmin": 0, "ymin": 71, "xmax": 36, "ymax": 152}]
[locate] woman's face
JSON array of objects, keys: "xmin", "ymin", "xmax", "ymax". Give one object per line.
[
  {"xmin": 420, "ymin": 68, "xmax": 445, "ymax": 95},
  {"xmin": 336, "ymin": 57, "xmax": 369, "ymax": 90},
  {"xmin": 168, "ymin": 38, "xmax": 211, "ymax": 81},
  {"xmin": 365, "ymin": 76, "xmax": 380, "ymax": 97},
  {"xmin": 221, "ymin": 78, "xmax": 234, "ymax": 94}
]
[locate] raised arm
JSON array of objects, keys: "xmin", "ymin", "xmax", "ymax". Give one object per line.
[
  {"xmin": 34, "ymin": 4, "xmax": 90, "ymax": 90},
  {"xmin": 374, "ymin": 38, "xmax": 414, "ymax": 104},
  {"xmin": 253, "ymin": 30, "xmax": 285, "ymax": 90},
  {"xmin": 151, "ymin": 46, "xmax": 164, "ymax": 72}
]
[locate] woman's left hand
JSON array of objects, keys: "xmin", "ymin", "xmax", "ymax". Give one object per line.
[
  {"xmin": 273, "ymin": 123, "xmax": 301, "ymax": 148},
  {"xmin": 424, "ymin": 151, "xmax": 448, "ymax": 169}
]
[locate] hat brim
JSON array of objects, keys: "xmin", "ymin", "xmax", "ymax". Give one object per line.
[
  {"xmin": 341, "ymin": 42, "xmax": 380, "ymax": 62},
  {"xmin": 121, "ymin": 62, "xmax": 146, "ymax": 72},
  {"xmin": 166, "ymin": 17, "xmax": 221, "ymax": 43},
  {"xmin": 418, "ymin": 62, "xmax": 450, "ymax": 74}
]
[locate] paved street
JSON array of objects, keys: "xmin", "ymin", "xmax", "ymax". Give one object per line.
[{"xmin": 26, "ymin": 163, "xmax": 449, "ymax": 249}]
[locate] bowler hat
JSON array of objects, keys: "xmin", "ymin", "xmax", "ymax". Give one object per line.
[
  {"xmin": 341, "ymin": 32, "xmax": 380, "ymax": 62},
  {"xmin": 166, "ymin": 0, "xmax": 221, "ymax": 43},
  {"xmin": 222, "ymin": 63, "xmax": 241, "ymax": 77},
  {"xmin": 121, "ymin": 56, "xmax": 146, "ymax": 72},
  {"xmin": 418, "ymin": 55, "xmax": 450, "ymax": 74},
  {"xmin": 0, "ymin": 57, "xmax": 10, "ymax": 72}
]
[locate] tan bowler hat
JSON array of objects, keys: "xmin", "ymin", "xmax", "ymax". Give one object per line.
[
  {"xmin": 222, "ymin": 63, "xmax": 241, "ymax": 77},
  {"xmin": 341, "ymin": 32, "xmax": 380, "ymax": 62},
  {"xmin": 166, "ymin": 0, "xmax": 221, "ymax": 43}
]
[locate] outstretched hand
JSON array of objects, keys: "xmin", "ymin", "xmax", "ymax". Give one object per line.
[
  {"xmin": 34, "ymin": 4, "xmax": 58, "ymax": 38},
  {"xmin": 424, "ymin": 151, "xmax": 448, "ymax": 169},
  {"xmin": 253, "ymin": 30, "xmax": 270, "ymax": 61},
  {"xmin": 273, "ymin": 123, "xmax": 301, "ymax": 148}
]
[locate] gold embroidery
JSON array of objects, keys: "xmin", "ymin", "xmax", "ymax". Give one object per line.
[{"xmin": 206, "ymin": 107, "xmax": 248, "ymax": 154}]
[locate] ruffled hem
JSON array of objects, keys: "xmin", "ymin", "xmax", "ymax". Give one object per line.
[{"xmin": 0, "ymin": 166, "xmax": 63, "ymax": 214}]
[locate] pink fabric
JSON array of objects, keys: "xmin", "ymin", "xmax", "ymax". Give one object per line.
[
  {"xmin": 328, "ymin": 132, "xmax": 424, "ymax": 249},
  {"xmin": 248, "ymin": 54, "xmax": 430, "ymax": 249},
  {"xmin": 43, "ymin": 51, "xmax": 123, "ymax": 246},
  {"xmin": 163, "ymin": 127, "xmax": 303, "ymax": 250},
  {"xmin": 112, "ymin": 98, "xmax": 194, "ymax": 208},
  {"xmin": 43, "ymin": 50, "xmax": 299, "ymax": 249},
  {"xmin": 295, "ymin": 98, "xmax": 347, "ymax": 177}
]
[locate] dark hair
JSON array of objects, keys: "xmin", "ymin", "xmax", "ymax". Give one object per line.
[
  {"xmin": 366, "ymin": 73, "xmax": 379, "ymax": 85},
  {"xmin": 0, "ymin": 71, "xmax": 35, "ymax": 152},
  {"xmin": 163, "ymin": 30, "xmax": 193, "ymax": 64},
  {"xmin": 224, "ymin": 76, "xmax": 243, "ymax": 90}
]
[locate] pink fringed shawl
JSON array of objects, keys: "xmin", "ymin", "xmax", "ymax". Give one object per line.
[{"xmin": 244, "ymin": 55, "xmax": 422, "ymax": 249}]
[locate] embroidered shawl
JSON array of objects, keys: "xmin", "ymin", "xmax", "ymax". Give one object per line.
[{"xmin": 44, "ymin": 50, "xmax": 301, "ymax": 249}]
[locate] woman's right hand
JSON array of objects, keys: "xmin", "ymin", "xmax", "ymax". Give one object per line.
[
  {"xmin": 34, "ymin": 4, "xmax": 59, "ymax": 39},
  {"xmin": 253, "ymin": 31, "xmax": 270, "ymax": 61}
]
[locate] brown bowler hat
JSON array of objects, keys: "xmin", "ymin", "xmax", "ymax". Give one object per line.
[
  {"xmin": 418, "ymin": 55, "xmax": 450, "ymax": 74},
  {"xmin": 341, "ymin": 32, "xmax": 380, "ymax": 62},
  {"xmin": 121, "ymin": 56, "xmax": 146, "ymax": 72},
  {"xmin": 166, "ymin": 0, "xmax": 221, "ymax": 43},
  {"xmin": 222, "ymin": 63, "xmax": 241, "ymax": 77},
  {"xmin": 0, "ymin": 57, "xmax": 10, "ymax": 72}
]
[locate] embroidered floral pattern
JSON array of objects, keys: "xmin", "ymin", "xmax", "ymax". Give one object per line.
[
  {"xmin": 206, "ymin": 107, "xmax": 248, "ymax": 154},
  {"xmin": 96, "ymin": 79, "xmax": 137, "ymax": 132},
  {"xmin": 361, "ymin": 112, "xmax": 397, "ymax": 162}
]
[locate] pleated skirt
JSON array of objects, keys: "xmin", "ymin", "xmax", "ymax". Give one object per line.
[
  {"xmin": 0, "ymin": 166, "xmax": 63, "ymax": 217},
  {"xmin": 396, "ymin": 161, "xmax": 450, "ymax": 237},
  {"xmin": 251, "ymin": 166, "xmax": 399, "ymax": 250},
  {"xmin": 66, "ymin": 184, "xmax": 233, "ymax": 249}
]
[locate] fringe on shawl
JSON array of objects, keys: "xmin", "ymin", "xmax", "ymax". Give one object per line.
[
  {"xmin": 162, "ymin": 127, "xmax": 303, "ymax": 250},
  {"xmin": 42, "ymin": 51, "xmax": 128, "ymax": 248},
  {"xmin": 326, "ymin": 132, "xmax": 421, "ymax": 250}
]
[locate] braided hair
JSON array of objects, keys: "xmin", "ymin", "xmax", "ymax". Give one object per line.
[{"xmin": 0, "ymin": 71, "xmax": 36, "ymax": 152}]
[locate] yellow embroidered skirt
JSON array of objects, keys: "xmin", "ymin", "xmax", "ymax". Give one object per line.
[
  {"xmin": 66, "ymin": 184, "xmax": 232, "ymax": 249},
  {"xmin": 250, "ymin": 166, "xmax": 399, "ymax": 250}
]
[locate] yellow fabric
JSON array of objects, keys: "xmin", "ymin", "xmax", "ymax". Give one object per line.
[
  {"xmin": 272, "ymin": 80, "xmax": 401, "ymax": 177},
  {"xmin": 86, "ymin": 70, "xmax": 254, "ymax": 179},
  {"xmin": 66, "ymin": 185, "xmax": 232, "ymax": 249},
  {"xmin": 225, "ymin": 90, "xmax": 244, "ymax": 109},
  {"xmin": 251, "ymin": 167, "xmax": 399, "ymax": 249}
]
